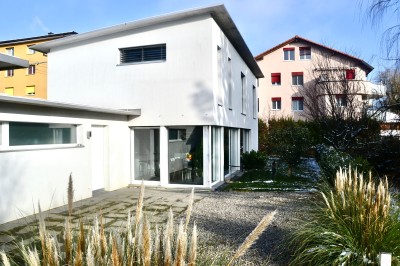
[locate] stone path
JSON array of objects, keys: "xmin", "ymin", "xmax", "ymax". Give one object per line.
[{"xmin": 0, "ymin": 186, "xmax": 207, "ymax": 252}]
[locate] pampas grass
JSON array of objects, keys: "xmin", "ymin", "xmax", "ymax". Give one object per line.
[
  {"xmin": 0, "ymin": 180, "xmax": 200, "ymax": 266},
  {"xmin": 1, "ymin": 176, "xmax": 278, "ymax": 266},
  {"xmin": 290, "ymin": 167, "xmax": 400, "ymax": 265},
  {"xmin": 227, "ymin": 210, "xmax": 277, "ymax": 266}
]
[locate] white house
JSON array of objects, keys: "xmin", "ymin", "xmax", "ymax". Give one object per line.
[{"xmin": 0, "ymin": 5, "xmax": 262, "ymax": 224}]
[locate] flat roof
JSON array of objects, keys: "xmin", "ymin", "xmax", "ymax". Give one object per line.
[
  {"xmin": 0, "ymin": 53, "xmax": 29, "ymax": 70},
  {"xmin": 0, "ymin": 94, "xmax": 141, "ymax": 116},
  {"xmin": 32, "ymin": 5, "xmax": 263, "ymax": 78}
]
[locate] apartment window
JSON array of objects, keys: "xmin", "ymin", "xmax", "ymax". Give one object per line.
[
  {"xmin": 4, "ymin": 87, "xmax": 14, "ymax": 96},
  {"xmin": 272, "ymin": 97, "xmax": 281, "ymax": 110},
  {"xmin": 271, "ymin": 73, "xmax": 281, "ymax": 85},
  {"xmin": 9, "ymin": 122, "xmax": 77, "ymax": 146},
  {"xmin": 28, "ymin": 65, "xmax": 36, "ymax": 75},
  {"xmin": 120, "ymin": 44, "xmax": 166, "ymax": 64},
  {"xmin": 26, "ymin": 85, "xmax": 35, "ymax": 95},
  {"xmin": 346, "ymin": 69, "xmax": 355, "ymax": 80},
  {"xmin": 292, "ymin": 97, "xmax": 304, "ymax": 111},
  {"xmin": 27, "ymin": 45, "xmax": 36, "ymax": 54},
  {"xmin": 241, "ymin": 72, "xmax": 246, "ymax": 114},
  {"xmin": 299, "ymin": 47, "xmax": 311, "ymax": 60},
  {"xmin": 292, "ymin": 72, "xmax": 304, "ymax": 85},
  {"xmin": 6, "ymin": 47, "xmax": 14, "ymax": 56},
  {"xmin": 5, "ymin": 69, "xmax": 14, "ymax": 77},
  {"xmin": 336, "ymin": 95, "xmax": 347, "ymax": 107},
  {"xmin": 283, "ymin": 48, "xmax": 295, "ymax": 61}
]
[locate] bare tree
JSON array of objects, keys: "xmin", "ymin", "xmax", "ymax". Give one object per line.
[
  {"xmin": 377, "ymin": 68, "xmax": 400, "ymax": 115},
  {"xmin": 363, "ymin": 0, "xmax": 400, "ymax": 65},
  {"xmin": 298, "ymin": 55, "xmax": 374, "ymax": 151}
]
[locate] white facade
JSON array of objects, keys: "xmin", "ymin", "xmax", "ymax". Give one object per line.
[
  {"xmin": 0, "ymin": 5, "xmax": 262, "ymax": 224},
  {"xmin": 0, "ymin": 97, "xmax": 138, "ymax": 224}
]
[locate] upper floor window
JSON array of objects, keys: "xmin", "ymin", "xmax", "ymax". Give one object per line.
[
  {"xmin": 283, "ymin": 48, "xmax": 295, "ymax": 61},
  {"xmin": 5, "ymin": 69, "xmax": 14, "ymax": 77},
  {"xmin": 336, "ymin": 95, "xmax": 347, "ymax": 107},
  {"xmin": 346, "ymin": 69, "xmax": 355, "ymax": 80},
  {"xmin": 272, "ymin": 97, "xmax": 281, "ymax": 110},
  {"xmin": 6, "ymin": 47, "xmax": 14, "ymax": 56},
  {"xmin": 299, "ymin": 47, "xmax": 311, "ymax": 60},
  {"xmin": 120, "ymin": 44, "xmax": 166, "ymax": 64},
  {"xmin": 292, "ymin": 97, "xmax": 304, "ymax": 111},
  {"xmin": 4, "ymin": 87, "xmax": 14, "ymax": 96},
  {"xmin": 28, "ymin": 65, "xmax": 36, "ymax": 75},
  {"xmin": 27, "ymin": 45, "xmax": 36, "ymax": 54},
  {"xmin": 292, "ymin": 72, "xmax": 304, "ymax": 85},
  {"xmin": 26, "ymin": 85, "xmax": 35, "ymax": 95},
  {"xmin": 271, "ymin": 73, "xmax": 281, "ymax": 85}
]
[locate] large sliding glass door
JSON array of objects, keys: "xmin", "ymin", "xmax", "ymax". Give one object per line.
[
  {"xmin": 211, "ymin": 126, "xmax": 222, "ymax": 183},
  {"xmin": 224, "ymin": 128, "xmax": 240, "ymax": 176},
  {"xmin": 168, "ymin": 126, "xmax": 203, "ymax": 185},
  {"xmin": 134, "ymin": 128, "xmax": 160, "ymax": 181}
]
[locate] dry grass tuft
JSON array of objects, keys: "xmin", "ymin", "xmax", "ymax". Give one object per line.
[{"xmin": 1, "ymin": 176, "xmax": 277, "ymax": 266}]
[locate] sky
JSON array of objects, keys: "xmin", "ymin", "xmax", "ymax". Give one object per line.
[{"xmin": 0, "ymin": 0, "xmax": 396, "ymax": 80}]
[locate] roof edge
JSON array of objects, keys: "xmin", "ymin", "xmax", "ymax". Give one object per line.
[
  {"xmin": 0, "ymin": 94, "xmax": 141, "ymax": 116},
  {"xmin": 0, "ymin": 32, "xmax": 78, "ymax": 46},
  {"xmin": 255, "ymin": 35, "xmax": 374, "ymax": 74},
  {"xmin": 32, "ymin": 4, "xmax": 263, "ymax": 78}
]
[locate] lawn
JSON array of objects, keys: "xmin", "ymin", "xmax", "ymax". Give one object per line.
[{"xmin": 223, "ymin": 158, "xmax": 320, "ymax": 192}]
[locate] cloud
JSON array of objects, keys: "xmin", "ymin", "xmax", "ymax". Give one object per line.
[{"xmin": 31, "ymin": 16, "xmax": 50, "ymax": 33}]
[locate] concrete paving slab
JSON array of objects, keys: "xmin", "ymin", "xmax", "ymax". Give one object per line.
[{"xmin": 0, "ymin": 186, "xmax": 208, "ymax": 252}]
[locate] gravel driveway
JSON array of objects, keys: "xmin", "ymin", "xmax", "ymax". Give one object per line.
[{"xmin": 191, "ymin": 190, "xmax": 316, "ymax": 266}]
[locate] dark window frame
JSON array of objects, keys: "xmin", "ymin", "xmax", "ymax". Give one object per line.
[{"xmin": 120, "ymin": 44, "xmax": 166, "ymax": 64}]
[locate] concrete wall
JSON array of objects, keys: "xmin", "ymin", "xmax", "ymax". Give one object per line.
[
  {"xmin": 48, "ymin": 15, "xmax": 215, "ymax": 126},
  {"xmin": 0, "ymin": 103, "xmax": 130, "ymax": 224}
]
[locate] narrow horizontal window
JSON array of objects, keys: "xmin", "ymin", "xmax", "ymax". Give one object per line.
[
  {"xmin": 9, "ymin": 122, "xmax": 77, "ymax": 146},
  {"xmin": 120, "ymin": 44, "xmax": 166, "ymax": 64}
]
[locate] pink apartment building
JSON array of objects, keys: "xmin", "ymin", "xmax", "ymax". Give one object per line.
[{"xmin": 256, "ymin": 35, "xmax": 375, "ymax": 121}]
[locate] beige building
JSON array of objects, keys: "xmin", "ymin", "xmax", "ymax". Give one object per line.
[
  {"xmin": 0, "ymin": 32, "xmax": 76, "ymax": 99},
  {"xmin": 255, "ymin": 35, "xmax": 376, "ymax": 120}
]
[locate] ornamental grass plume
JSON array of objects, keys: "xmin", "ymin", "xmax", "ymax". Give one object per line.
[
  {"xmin": 227, "ymin": 210, "xmax": 277, "ymax": 266},
  {"xmin": 290, "ymin": 167, "xmax": 400, "ymax": 265},
  {"xmin": 0, "ymin": 178, "xmax": 199, "ymax": 266}
]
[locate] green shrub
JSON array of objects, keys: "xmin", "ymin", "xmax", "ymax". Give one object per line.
[
  {"xmin": 242, "ymin": 150, "xmax": 267, "ymax": 170},
  {"xmin": 290, "ymin": 168, "xmax": 400, "ymax": 265},
  {"xmin": 316, "ymin": 144, "xmax": 372, "ymax": 184},
  {"xmin": 265, "ymin": 118, "xmax": 313, "ymax": 176}
]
